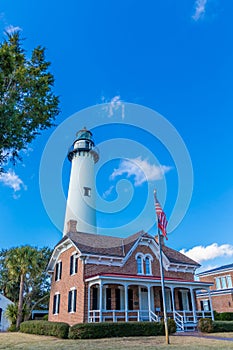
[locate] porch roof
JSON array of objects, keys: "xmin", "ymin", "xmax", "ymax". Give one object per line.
[{"xmin": 85, "ymin": 272, "xmax": 213, "ymax": 289}]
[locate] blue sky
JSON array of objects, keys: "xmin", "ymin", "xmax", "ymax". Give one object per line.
[{"xmin": 0, "ymin": 0, "xmax": 233, "ymax": 273}]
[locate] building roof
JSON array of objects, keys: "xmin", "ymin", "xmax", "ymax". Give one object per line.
[
  {"xmin": 55, "ymin": 228, "xmax": 199, "ymax": 267},
  {"xmin": 197, "ymin": 262, "xmax": 233, "ymax": 276}
]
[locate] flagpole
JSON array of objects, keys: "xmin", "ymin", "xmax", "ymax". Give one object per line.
[{"xmin": 154, "ymin": 190, "xmax": 169, "ymax": 345}]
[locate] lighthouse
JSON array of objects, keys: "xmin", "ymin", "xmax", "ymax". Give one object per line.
[{"xmin": 63, "ymin": 127, "xmax": 99, "ymax": 235}]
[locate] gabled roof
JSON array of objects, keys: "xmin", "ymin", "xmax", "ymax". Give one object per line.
[
  {"xmin": 56, "ymin": 230, "xmax": 146, "ymax": 257},
  {"xmin": 197, "ymin": 262, "xmax": 233, "ymax": 276},
  {"xmin": 51, "ymin": 227, "xmax": 199, "ymax": 269},
  {"xmin": 162, "ymin": 245, "xmax": 200, "ymax": 267}
]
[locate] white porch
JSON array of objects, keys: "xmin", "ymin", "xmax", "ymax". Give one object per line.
[{"xmin": 86, "ymin": 274, "xmax": 214, "ymax": 332}]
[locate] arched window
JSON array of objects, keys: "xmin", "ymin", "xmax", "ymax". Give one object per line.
[
  {"xmin": 136, "ymin": 255, "xmax": 143, "ymax": 274},
  {"xmin": 145, "ymin": 256, "xmax": 152, "ymax": 275}
]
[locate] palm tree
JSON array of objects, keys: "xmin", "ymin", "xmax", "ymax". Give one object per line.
[{"xmin": 5, "ymin": 246, "xmax": 39, "ymax": 328}]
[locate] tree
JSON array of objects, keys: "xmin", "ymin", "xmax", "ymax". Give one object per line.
[
  {"xmin": 1, "ymin": 246, "xmax": 52, "ymax": 328},
  {"xmin": 0, "ymin": 32, "xmax": 59, "ymax": 172}
]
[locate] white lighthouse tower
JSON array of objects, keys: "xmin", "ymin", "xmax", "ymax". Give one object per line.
[{"xmin": 63, "ymin": 127, "xmax": 99, "ymax": 235}]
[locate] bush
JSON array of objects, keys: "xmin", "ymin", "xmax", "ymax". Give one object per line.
[
  {"xmin": 198, "ymin": 318, "xmax": 213, "ymax": 333},
  {"xmin": 20, "ymin": 320, "xmax": 69, "ymax": 339},
  {"xmin": 213, "ymin": 310, "xmax": 221, "ymax": 320},
  {"xmin": 219, "ymin": 312, "xmax": 233, "ymax": 321},
  {"xmin": 43, "ymin": 314, "xmax": 48, "ymax": 321},
  {"xmin": 69, "ymin": 321, "xmax": 166, "ymax": 339},
  {"xmin": 213, "ymin": 321, "xmax": 233, "ymax": 332},
  {"xmin": 167, "ymin": 319, "xmax": 177, "ymax": 334}
]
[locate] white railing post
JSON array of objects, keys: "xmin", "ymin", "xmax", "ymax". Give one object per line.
[
  {"xmin": 99, "ymin": 282, "xmax": 103, "ymax": 322},
  {"xmin": 87, "ymin": 285, "xmax": 91, "ymax": 322},
  {"xmin": 124, "ymin": 284, "xmax": 128, "ymax": 322},
  {"xmin": 148, "ymin": 285, "xmax": 151, "ymax": 321},
  {"xmin": 208, "ymin": 289, "xmax": 214, "ymax": 320}
]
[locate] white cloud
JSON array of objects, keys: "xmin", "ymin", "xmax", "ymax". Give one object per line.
[
  {"xmin": 102, "ymin": 185, "xmax": 114, "ymax": 199},
  {"xmin": 101, "ymin": 95, "xmax": 125, "ymax": 119},
  {"xmin": 5, "ymin": 25, "xmax": 22, "ymax": 34},
  {"xmin": 110, "ymin": 157, "xmax": 172, "ymax": 186},
  {"xmin": 0, "ymin": 170, "xmax": 27, "ymax": 196},
  {"xmin": 180, "ymin": 243, "xmax": 233, "ymax": 263},
  {"xmin": 192, "ymin": 0, "xmax": 207, "ymax": 21}
]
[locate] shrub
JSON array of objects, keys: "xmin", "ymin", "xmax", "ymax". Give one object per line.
[
  {"xmin": 167, "ymin": 319, "xmax": 177, "ymax": 334},
  {"xmin": 219, "ymin": 312, "xmax": 233, "ymax": 321},
  {"xmin": 213, "ymin": 321, "xmax": 233, "ymax": 332},
  {"xmin": 20, "ymin": 320, "xmax": 69, "ymax": 339},
  {"xmin": 69, "ymin": 322, "xmax": 165, "ymax": 339},
  {"xmin": 213, "ymin": 310, "xmax": 221, "ymax": 320},
  {"xmin": 198, "ymin": 318, "xmax": 213, "ymax": 333},
  {"xmin": 43, "ymin": 314, "xmax": 48, "ymax": 321}
]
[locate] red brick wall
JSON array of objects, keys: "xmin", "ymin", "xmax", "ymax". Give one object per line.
[
  {"xmin": 198, "ymin": 270, "xmax": 233, "ymax": 313},
  {"xmin": 49, "ymin": 244, "xmax": 195, "ymax": 325},
  {"xmin": 48, "ymin": 246, "xmax": 85, "ymax": 325}
]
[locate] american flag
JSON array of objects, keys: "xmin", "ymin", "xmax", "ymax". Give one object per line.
[{"xmin": 154, "ymin": 191, "xmax": 168, "ymax": 240}]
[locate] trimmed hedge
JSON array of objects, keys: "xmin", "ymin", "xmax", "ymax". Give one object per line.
[
  {"xmin": 198, "ymin": 319, "xmax": 233, "ymax": 333},
  {"xmin": 213, "ymin": 321, "xmax": 233, "ymax": 333},
  {"xmin": 69, "ymin": 320, "xmax": 176, "ymax": 339},
  {"xmin": 20, "ymin": 320, "xmax": 69, "ymax": 339},
  {"xmin": 213, "ymin": 311, "xmax": 233, "ymax": 321}
]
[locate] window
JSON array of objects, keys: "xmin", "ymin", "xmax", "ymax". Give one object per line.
[
  {"xmin": 227, "ymin": 275, "xmax": 233, "ymax": 288},
  {"xmin": 136, "ymin": 255, "xmax": 143, "ymax": 274},
  {"xmin": 221, "ymin": 276, "xmax": 227, "ymax": 289},
  {"xmin": 201, "ymin": 299, "xmax": 210, "ymax": 311},
  {"xmin": 165, "ymin": 290, "xmax": 172, "ymax": 312},
  {"xmin": 115, "ymin": 288, "xmax": 121, "ymax": 310},
  {"xmin": 84, "ymin": 187, "xmax": 91, "ymax": 197},
  {"xmin": 92, "ymin": 287, "xmax": 98, "ymax": 310},
  {"xmin": 68, "ymin": 289, "xmax": 77, "ymax": 313},
  {"xmin": 128, "ymin": 289, "xmax": 133, "ymax": 310},
  {"xmin": 70, "ymin": 254, "xmax": 78, "ymax": 275},
  {"xmin": 106, "ymin": 288, "xmax": 111, "ymax": 310},
  {"xmin": 145, "ymin": 256, "xmax": 152, "ymax": 275},
  {"xmin": 55, "ymin": 261, "xmax": 62, "ymax": 281},
  {"xmin": 215, "ymin": 277, "xmax": 221, "ymax": 289},
  {"xmin": 53, "ymin": 293, "xmax": 60, "ymax": 314}
]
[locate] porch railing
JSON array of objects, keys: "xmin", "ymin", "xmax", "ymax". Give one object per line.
[
  {"xmin": 174, "ymin": 311, "xmax": 184, "ymax": 331},
  {"xmin": 88, "ymin": 309, "xmax": 159, "ymax": 323}
]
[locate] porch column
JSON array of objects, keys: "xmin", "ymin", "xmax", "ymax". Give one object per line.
[
  {"xmin": 87, "ymin": 284, "xmax": 91, "ymax": 322},
  {"xmin": 124, "ymin": 284, "xmax": 128, "ymax": 322},
  {"xmin": 99, "ymin": 281, "xmax": 103, "ymax": 322},
  {"xmin": 208, "ymin": 289, "xmax": 214, "ymax": 320},
  {"xmin": 148, "ymin": 285, "xmax": 151, "ymax": 321},
  {"xmin": 190, "ymin": 288, "xmax": 197, "ymax": 323},
  {"xmin": 170, "ymin": 287, "xmax": 175, "ymax": 318}
]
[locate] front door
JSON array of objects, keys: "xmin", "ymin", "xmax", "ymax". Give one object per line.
[{"xmin": 140, "ymin": 287, "xmax": 149, "ymax": 320}]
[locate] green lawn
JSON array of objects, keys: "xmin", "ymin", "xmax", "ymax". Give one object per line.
[{"xmin": 0, "ymin": 333, "xmax": 233, "ymax": 350}]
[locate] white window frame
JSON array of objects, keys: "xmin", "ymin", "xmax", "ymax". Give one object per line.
[
  {"xmin": 70, "ymin": 254, "xmax": 78, "ymax": 275},
  {"xmin": 165, "ymin": 290, "xmax": 172, "ymax": 312},
  {"xmin": 135, "ymin": 253, "xmax": 144, "ymax": 274},
  {"xmin": 55, "ymin": 260, "xmax": 62, "ymax": 281},
  {"xmin": 68, "ymin": 288, "xmax": 77, "ymax": 313},
  {"xmin": 145, "ymin": 254, "xmax": 153, "ymax": 275},
  {"xmin": 215, "ymin": 277, "xmax": 221, "ymax": 290},
  {"xmin": 53, "ymin": 293, "xmax": 60, "ymax": 315},
  {"xmin": 226, "ymin": 275, "xmax": 233, "ymax": 288}
]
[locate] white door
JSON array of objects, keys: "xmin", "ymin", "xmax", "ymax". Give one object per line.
[{"xmin": 140, "ymin": 287, "xmax": 149, "ymax": 320}]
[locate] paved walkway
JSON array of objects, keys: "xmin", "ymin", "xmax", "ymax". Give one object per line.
[{"xmin": 175, "ymin": 331, "xmax": 233, "ymax": 342}]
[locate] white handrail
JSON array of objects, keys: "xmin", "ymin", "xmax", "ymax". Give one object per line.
[{"xmin": 174, "ymin": 311, "xmax": 184, "ymax": 331}]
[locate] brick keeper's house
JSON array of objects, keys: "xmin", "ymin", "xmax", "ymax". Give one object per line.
[{"xmin": 47, "ymin": 128, "xmax": 214, "ymax": 332}]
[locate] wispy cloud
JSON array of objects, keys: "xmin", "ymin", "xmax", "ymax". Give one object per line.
[
  {"xmin": 180, "ymin": 243, "xmax": 233, "ymax": 264},
  {"xmin": 110, "ymin": 157, "xmax": 172, "ymax": 186},
  {"xmin": 102, "ymin": 185, "xmax": 114, "ymax": 199},
  {"xmin": 192, "ymin": 0, "xmax": 207, "ymax": 21},
  {"xmin": 101, "ymin": 95, "xmax": 125, "ymax": 119},
  {"xmin": 5, "ymin": 24, "xmax": 22, "ymax": 34},
  {"xmin": 0, "ymin": 170, "xmax": 27, "ymax": 198}
]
